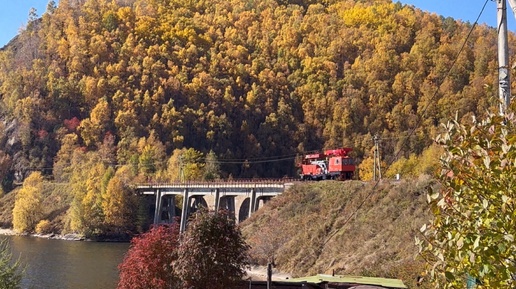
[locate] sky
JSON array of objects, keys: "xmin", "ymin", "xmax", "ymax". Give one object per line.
[
  {"xmin": 398, "ymin": 0, "xmax": 516, "ymax": 31},
  {"xmin": 0, "ymin": 0, "xmax": 50, "ymax": 48},
  {"xmin": 1, "ymin": 1, "xmax": 516, "ymax": 47}
]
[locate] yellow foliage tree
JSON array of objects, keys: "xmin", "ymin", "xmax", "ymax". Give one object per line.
[
  {"xmin": 35, "ymin": 219, "xmax": 52, "ymax": 234},
  {"xmin": 358, "ymin": 156, "xmax": 386, "ymax": 181},
  {"xmin": 66, "ymin": 151, "xmax": 107, "ymax": 235},
  {"xmin": 81, "ymin": 162, "xmax": 108, "ymax": 235},
  {"xmin": 166, "ymin": 148, "xmax": 205, "ymax": 182},
  {"xmin": 385, "ymin": 144, "xmax": 443, "ymax": 179},
  {"xmin": 79, "ymin": 98, "xmax": 111, "ymax": 147},
  {"xmin": 385, "ymin": 154, "xmax": 418, "ymax": 179},
  {"xmin": 413, "ymin": 143, "xmax": 443, "ymax": 176},
  {"xmin": 12, "ymin": 172, "xmax": 44, "ymax": 233},
  {"xmin": 358, "ymin": 157, "xmax": 374, "ymax": 181},
  {"xmin": 137, "ymin": 130, "xmax": 166, "ymax": 177},
  {"xmin": 102, "ymin": 171, "xmax": 137, "ymax": 234},
  {"xmin": 53, "ymin": 134, "xmax": 79, "ymax": 182}
]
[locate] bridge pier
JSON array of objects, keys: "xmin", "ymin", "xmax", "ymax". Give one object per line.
[
  {"xmin": 180, "ymin": 189, "xmax": 189, "ymax": 233},
  {"xmin": 153, "ymin": 189, "xmax": 162, "ymax": 224},
  {"xmin": 214, "ymin": 188, "xmax": 220, "ymax": 212},
  {"xmin": 249, "ymin": 188, "xmax": 257, "ymax": 218},
  {"xmin": 256, "ymin": 196, "xmax": 272, "ymax": 210}
]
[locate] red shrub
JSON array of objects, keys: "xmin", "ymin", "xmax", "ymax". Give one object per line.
[{"xmin": 117, "ymin": 224, "xmax": 180, "ymax": 289}]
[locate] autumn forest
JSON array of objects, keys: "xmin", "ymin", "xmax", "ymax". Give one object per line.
[{"xmin": 0, "ymin": 0, "xmax": 513, "ymax": 236}]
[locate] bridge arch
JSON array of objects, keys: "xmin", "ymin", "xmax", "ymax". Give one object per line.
[
  {"xmin": 218, "ymin": 195, "xmax": 236, "ymax": 220},
  {"xmin": 189, "ymin": 195, "xmax": 208, "ymax": 214}
]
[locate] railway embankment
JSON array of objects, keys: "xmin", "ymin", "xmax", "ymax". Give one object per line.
[{"xmin": 240, "ymin": 177, "xmax": 436, "ymax": 289}]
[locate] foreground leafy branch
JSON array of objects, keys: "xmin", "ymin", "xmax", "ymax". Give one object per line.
[
  {"xmin": 0, "ymin": 238, "xmax": 23, "ymax": 289},
  {"xmin": 417, "ymin": 113, "xmax": 516, "ymax": 288}
]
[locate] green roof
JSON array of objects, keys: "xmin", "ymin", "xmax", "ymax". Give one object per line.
[{"xmin": 285, "ymin": 274, "xmax": 408, "ymax": 288}]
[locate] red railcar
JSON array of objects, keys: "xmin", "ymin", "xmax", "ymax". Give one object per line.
[{"xmin": 298, "ymin": 148, "xmax": 355, "ymax": 181}]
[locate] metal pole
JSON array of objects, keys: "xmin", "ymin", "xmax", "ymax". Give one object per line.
[
  {"xmin": 373, "ymin": 134, "xmax": 381, "ymax": 181},
  {"xmin": 376, "ymin": 137, "xmax": 382, "ymax": 180},
  {"xmin": 266, "ymin": 262, "xmax": 272, "ymax": 289},
  {"xmin": 373, "ymin": 135, "xmax": 377, "ymax": 181},
  {"xmin": 498, "ymin": 0, "xmax": 511, "ymax": 114}
]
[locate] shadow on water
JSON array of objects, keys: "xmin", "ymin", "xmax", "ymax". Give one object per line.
[{"xmin": 6, "ymin": 235, "xmax": 129, "ymax": 289}]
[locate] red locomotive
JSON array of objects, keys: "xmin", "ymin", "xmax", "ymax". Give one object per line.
[{"xmin": 298, "ymin": 148, "xmax": 355, "ymax": 180}]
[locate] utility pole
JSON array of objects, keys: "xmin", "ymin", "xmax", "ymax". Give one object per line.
[
  {"xmin": 373, "ymin": 134, "xmax": 382, "ymax": 181},
  {"xmin": 498, "ymin": 0, "xmax": 511, "ymax": 114},
  {"xmin": 266, "ymin": 256, "xmax": 275, "ymax": 289}
]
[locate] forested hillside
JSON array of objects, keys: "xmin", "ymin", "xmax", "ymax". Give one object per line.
[{"xmin": 0, "ymin": 0, "xmax": 512, "ymax": 236}]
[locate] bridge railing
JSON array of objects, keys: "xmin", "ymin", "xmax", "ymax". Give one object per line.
[{"xmin": 135, "ymin": 178, "xmax": 297, "ymax": 188}]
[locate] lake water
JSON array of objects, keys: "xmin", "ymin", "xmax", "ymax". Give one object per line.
[{"xmin": 6, "ymin": 235, "xmax": 129, "ymax": 289}]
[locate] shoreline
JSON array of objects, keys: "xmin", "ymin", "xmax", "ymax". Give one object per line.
[
  {"xmin": 0, "ymin": 227, "xmax": 85, "ymax": 241},
  {"xmin": 0, "ymin": 228, "xmax": 15, "ymax": 236}
]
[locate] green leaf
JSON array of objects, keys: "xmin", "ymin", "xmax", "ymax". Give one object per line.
[{"xmin": 445, "ymin": 271, "xmax": 455, "ymax": 281}]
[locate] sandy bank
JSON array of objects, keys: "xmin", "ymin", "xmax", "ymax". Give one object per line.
[{"xmin": 0, "ymin": 228, "xmax": 16, "ymax": 236}]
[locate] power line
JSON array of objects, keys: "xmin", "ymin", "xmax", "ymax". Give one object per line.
[
  {"xmin": 16, "ymin": 152, "xmax": 300, "ymax": 172},
  {"xmin": 209, "ymin": 156, "xmax": 297, "ymax": 165}
]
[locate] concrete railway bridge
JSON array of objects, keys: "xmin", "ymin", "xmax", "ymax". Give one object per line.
[{"xmin": 136, "ymin": 180, "xmax": 294, "ymax": 232}]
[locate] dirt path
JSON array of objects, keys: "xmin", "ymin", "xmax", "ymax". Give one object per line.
[{"xmin": 246, "ymin": 265, "xmax": 292, "ymax": 281}]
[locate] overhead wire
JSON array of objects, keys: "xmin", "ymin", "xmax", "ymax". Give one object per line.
[{"xmin": 20, "ymin": 150, "xmax": 300, "ymax": 173}]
